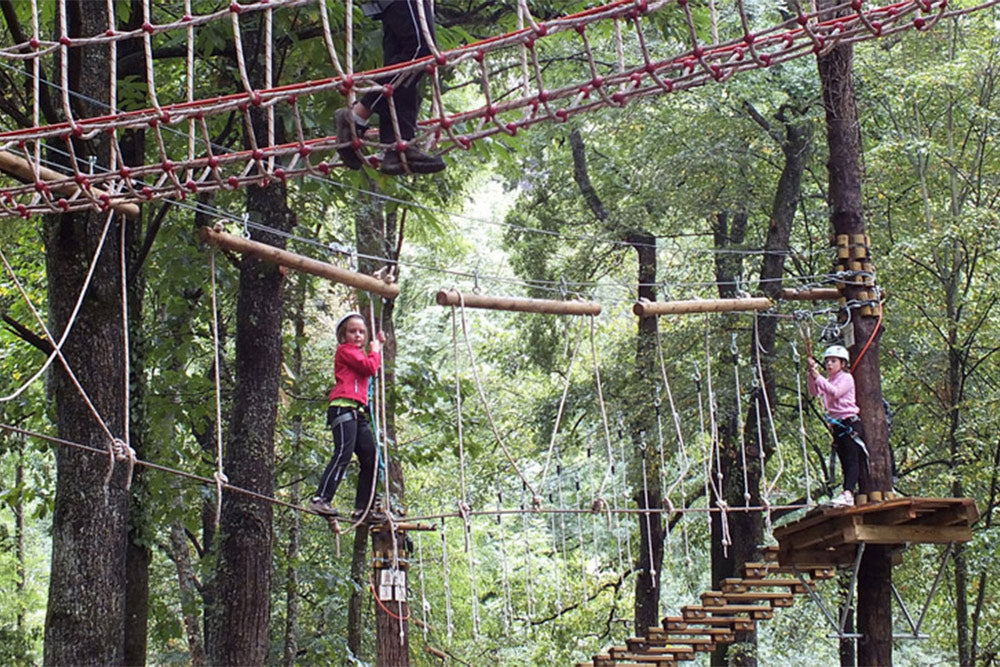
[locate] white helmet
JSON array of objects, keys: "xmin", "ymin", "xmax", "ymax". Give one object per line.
[
  {"xmin": 335, "ymin": 311, "xmax": 365, "ymax": 340},
  {"xmin": 822, "ymin": 345, "xmax": 850, "ymax": 362}
]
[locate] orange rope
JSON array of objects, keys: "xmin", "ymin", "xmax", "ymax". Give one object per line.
[{"xmin": 850, "ymin": 307, "xmax": 883, "ymax": 374}]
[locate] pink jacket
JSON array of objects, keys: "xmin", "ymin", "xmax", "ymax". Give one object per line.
[
  {"xmin": 328, "ymin": 344, "xmax": 381, "ymax": 406},
  {"xmin": 807, "ymin": 369, "xmax": 859, "ymax": 419}
]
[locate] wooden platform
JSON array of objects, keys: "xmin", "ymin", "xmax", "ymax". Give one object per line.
[{"xmin": 773, "ymin": 497, "xmax": 978, "ymax": 567}]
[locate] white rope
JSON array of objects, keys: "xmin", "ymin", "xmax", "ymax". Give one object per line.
[
  {"xmin": 453, "ymin": 294, "xmax": 539, "ymax": 503},
  {"xmin": 589, "ymin": 316, "xmax": 616, "ymax": 505},
  {"xmin": 731, "ymin": 332, "xmax": 751, "ymax": 506},
  {"xmin": 440, "ymin": 518, "xmax": 454, "ymax": 642},
  {"xmin": 539, "ymin": 318, "xmax": 585, "ymax": 490},
  {"xmin": 416, "ymin": 532, "xmax": 430, "ymax": 641},
  {"xmin": 792, "ymin": 341, "xmax": 813, "ymax": 504},
  {"xmin": 208, "ymin": 248, "xmax": 227, "ymax": 530},
  {"xmin": 704, "ymin": 316, "xmax": 731, "ymax": 554},
  {"xmin": 118, "ymin": 218, "xmax": 135, "ymax": 491}
]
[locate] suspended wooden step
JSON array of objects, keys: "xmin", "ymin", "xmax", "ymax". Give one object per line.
[
  {"xmin": 436, "ymin": 289, "xmax": 601, "ymax": 315},
  {"xmin": 779, "ymin": 287, "xmax": 842, "ymax": 301},
  {"xmin": 198, "ymin": 226, "xmax": 399, "ymax": 299},
  {"xmin": 633, "ymin": 297, "xmax": 771, "ymax": 317},
  {"xmin": 773, "ymin": 496, "xmax": 979, "ymax": 568}
]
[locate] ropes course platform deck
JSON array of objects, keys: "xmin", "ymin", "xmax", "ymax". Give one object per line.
[{"xmin": 773, "ymin": 496, "xmax": 979, "ymax": 568}]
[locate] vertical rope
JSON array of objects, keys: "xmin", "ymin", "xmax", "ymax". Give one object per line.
[
  {"xmin": 416, "ymin": 533, "xmax": 430, "ymax": 641},
  {"xmin": 705, "ymin": 316, "xmax": 731, "ymax": 554},
  {"xmin": 208, "ymin": 248, "xmax": 227, "ymax": 530},
  {"xmin": 792, "ymin": 341, "xmax": 813, "ymax": 504},
  {"xmin": 450, "ymin": 306, "xmax": 469, "ymax": 508},
  {"xmin": 440, "ymin": 518, "xmax": 454, "ymax": 642},
  {"xmin": 118, "ymin": 218, "xmax": 135, "ymax": 490}
]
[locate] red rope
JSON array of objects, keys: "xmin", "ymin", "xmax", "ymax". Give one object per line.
[{"xmin": 850, "ymin": 307, "xmax": 883, "ymax": 374}]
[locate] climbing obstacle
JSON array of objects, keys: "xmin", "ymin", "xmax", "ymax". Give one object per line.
[{"xmin": 580, "ymin": 497, "xmax": 978, "ymax": 665}]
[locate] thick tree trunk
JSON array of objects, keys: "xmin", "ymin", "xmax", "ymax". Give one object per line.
[
  {"xmin": 709, "ymin": 209, "xmax": 759, "ymax": 667},
  {"xmin": 43, "ymin": 3, "xmax": 130, "ymax": 664},
  {"xmin": 210, "ymin": 179, "xmax": 290, "ymax": 664},
  {"xmin": 816, "ymin": 23, "xmax": 892, "ymax": 667},
  {"xmin": 209, "ymin": 12, "xmax": 292, "ymax": 663},
  {"xmin": 628, "ymin": 230, "xmax": 664, "ymax": 637},
  {"xmin": 354, "ymin": 183, "xmax": 410, "ymax": 665}
]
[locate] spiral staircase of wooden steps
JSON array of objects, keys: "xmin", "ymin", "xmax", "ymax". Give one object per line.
[{"xmin": 578, "ymin": 497, "xmax": 978, "ymax": 666}]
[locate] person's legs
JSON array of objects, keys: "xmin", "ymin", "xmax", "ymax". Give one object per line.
[
  {"xmin": 314, "ymin": 408, "xmax": 359, "ymax": 505},
  {"xmin": 352, "ymin": 419, "xmax": 378, "ymax": 511},
  {"xmin": 835, "ymin": 429, "xmax": 861, "ymax": 493}
]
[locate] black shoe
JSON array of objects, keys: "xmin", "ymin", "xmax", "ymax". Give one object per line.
[
  {"xmin": 307, "ymin": 497, "xmax": 338, "ymax": 516},
  {"xmin": 335, "ymin": 108, "xmax": 365, "ymax": 170},
  {"xmin": 380, "ymin": 146, "xmax": 446, "ymax": 176}
]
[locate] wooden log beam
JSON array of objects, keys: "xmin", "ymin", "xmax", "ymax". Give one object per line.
[
  {"xmin": 0, "ymin": 150, "xmax": 140, "ymax": 219},
  {"xmin": 632, "ymin": 297, "xmax": 772, "ymax": 317},
  {"xmin": 849, "ymin": 523, "xmax": 973, "ymax": 545},
  {"xmin": 779, "ymin": 287, "xmax": 842, "ymax": 301},
  {"xmin": 435, "ymin": 289, "xmax": 601, "ymax": 316},
  {"xmin": 198, "ymin": 226, "xmax": 399, "ymax": 299}
]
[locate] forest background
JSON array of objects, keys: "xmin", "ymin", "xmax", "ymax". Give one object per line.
[{"xmin": 0, "ymin": 0, "xmax": 998, "ymax": 665}]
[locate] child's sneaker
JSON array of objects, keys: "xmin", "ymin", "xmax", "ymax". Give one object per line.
[
  {"xmin": 829, "ymin": 490, "xmax": 855, "ymax": 508},
  {"xmin": 308, "ymin": 497, "xmax": 338, "ymax": 516}
]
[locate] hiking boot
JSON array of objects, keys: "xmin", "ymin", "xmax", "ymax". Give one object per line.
[
  {"xmin": 379, "ymin": 146, "xmax": 445, "ymax": 176},
  {"xmin": 335, "ymin": 108, "xmax": 365, "ymax": 170},
  {"xmin": 829, "ymin": 489, "xmax": 855, "ymax": 508},
  {"xmin": 307, "ymin": 497, "xmax": 338, "ymax": 516}
]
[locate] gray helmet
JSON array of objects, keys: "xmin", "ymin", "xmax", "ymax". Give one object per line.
[
  {"xmin": 822, "ymin": 344, "xmax": 850, "ymax": 362},
  {"xmin": 335, "ymin": 312, "xmax": 365, "ymax": 341}
]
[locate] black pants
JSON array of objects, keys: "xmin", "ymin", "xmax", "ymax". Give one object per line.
[
  {"xmin": 360, "ymin": 0, "xmax": 435, "ymax": 144},
  {"xmin": 832, "ymin": 417, "xmax": 867, "ymax": 493},
  {"xmin": 315, "ymin": 406, "xmax": 378, "ymax": 510}
]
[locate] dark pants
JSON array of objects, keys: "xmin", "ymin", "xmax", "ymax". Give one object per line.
[
  {"xmin": 360, "ymin": 0, "xmax": 435, "ymax": 144},
  {"xmin": 831, "ymin": 416, "xmax": 867, "ymax": 493},
  {"xmin": 315, "ymin": 406, "xmax": 378, "ymax": 510}
]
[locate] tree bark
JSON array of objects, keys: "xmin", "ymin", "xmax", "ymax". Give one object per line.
[
  {"xmin": 42, "ymin": 3, "xmax": 131, "ymax": 664},
  {"xmin": 816, "ymin": 20, "xmax": 892, "ymax": 666}
]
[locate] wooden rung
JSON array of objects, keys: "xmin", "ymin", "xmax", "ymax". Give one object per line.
[
  {"xmin": 663, "ymin": 615, "xmax": 754, "ymax": 632},
  {"xmin": 723, "ymin": 591, "xmax": 795, "ymax": 607},
  {"xmin": 722, "ymin": 578, "xmax": 815, "ymax": 594},
  {"xmin": 683, "ymin": 604, "xmax": 773, "ymax": 620},
  {"xmin": 650, "ymin": 626, "xmax": 735, "ymax": 638},
  {"xmin": 199, "ymin": 226, "xmax": 400, "ymax": 299},
  {"xmin": 436, "ymin": 289, "xmax": 601, "ymax": 316},
  {"xmin": 633, "ymin": 297, "xmax": 771, "ymax": 317}
]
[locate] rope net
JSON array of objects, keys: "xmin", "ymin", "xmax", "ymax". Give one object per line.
[{"xmin": 0, "ymin": 0, "xmax": 984, "ymax": 219}]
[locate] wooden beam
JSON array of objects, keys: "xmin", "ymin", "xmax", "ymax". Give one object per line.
[
  {"xmin": 198, "ymin": 226, "xmax": 399, "ymax": 299},
  {"xmin": 435, "ymin": 289, "xmax": 601, "ymax": 316},
  {"xmin": 779, "ymin": 287, "xmax": 841, "ymax": 301},
  {"xmin": 632, "ymin": 297, "xmax": 772, "ymax": 317},
  {"xmin": 0, "ymin": 150, "xmax": 140, "ymax": 219}
]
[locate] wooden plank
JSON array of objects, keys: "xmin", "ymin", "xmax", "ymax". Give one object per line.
[
  {"xmin": 649, "ymin": 626, "xmax": 735, "ymax": 639},
  {"xmin": 722, "ymin": 578, "xmax": 815, "ymax": 594},
  {"xmin": 199, "ymin": 226, "xmax": 400, "ymax": 299},
  {"xmin": 436, "ymin": 289, "xmax": 601, "ymax": 316},
  {"xmin": 0, "ymin": 150, "xmax": 141, "ymax": 219},
  {"xmin": 664, "ymin": 616, "xmax": 754, "ymax": 632},
  {"xmin": 850, "ymin": 523, "xmax": 973, "ymax": 545}
]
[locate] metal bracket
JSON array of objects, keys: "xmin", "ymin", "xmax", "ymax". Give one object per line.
[
  {"xmin": 892, "ymin": 542, "xmax": 953, "ymax": 640},
  {"xmin": 793, "ymin": 541, "xmax": 866, "ymax": 640}
]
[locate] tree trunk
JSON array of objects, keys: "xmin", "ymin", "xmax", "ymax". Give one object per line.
[
  {"xmin": 168, "ymin": 516, "xmax": 206, "ymax": 666},
  {"xmin": 628, "ymin": 230, "xmax": 664, "ymax": 637},
  {"xmin": 709, "ymin": 209, "xmax": 758, "ymax": 667},
  {"xmin": 43, "ymin": 3, "xmax": 130, "ymax": 664},
  {"xmin": 354, "ymin": 181, "xmax": 409, "ymax": 665},
  {"xmin": 816, "ymin": 19, "xmax": 891, "ymax": 666}
]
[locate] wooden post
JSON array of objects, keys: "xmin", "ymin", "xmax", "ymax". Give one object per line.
[
  {"xmin": 0, "ymin": 150, "xmax": 140, "ymax": 220},
  {"xmin": 435, "ymin": 289, "xmax": 601, "ymax": 315},
  {"xmin": 198, "ymin": 226, "xmax": 400, "ymax": 299},
  {"xmin": 631, "ymin": 297, "xmax": 771, "ymax": 317}
]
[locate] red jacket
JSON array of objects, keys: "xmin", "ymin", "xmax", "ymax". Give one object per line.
[{"xmin": 328, "ymin": 344, "xmax": 381, "ymax": 406}]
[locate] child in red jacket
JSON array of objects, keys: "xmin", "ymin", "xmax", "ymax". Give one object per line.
[{"xmin": 308, "ymin": 312, "xmax": 385, "ymax": 517}]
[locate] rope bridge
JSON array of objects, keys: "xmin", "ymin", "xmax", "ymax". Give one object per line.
[{"xmin": 0, "ymin": 0, "xmax": 985, "ymax": 219}]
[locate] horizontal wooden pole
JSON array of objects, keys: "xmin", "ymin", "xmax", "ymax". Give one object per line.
[
  {"xmin": 632, "ymin": 297, "xmax": 772, "ymax": 317},
  {"xmin": 779, "ymin": 287, "xmax": 841, "ymax": 301},
  {"xmin": 199, "ymin": 226, "xmax": 399, "ymax": 299},
  {"xmin": 435, "ymin": 289, "xmax": 601, "ymax": 316},
  {"xmin": 0, "ymin": 150, "xmax": 140, "ymax": 219},
  {"xmin": 851, "ymin": 523, "xmax": 973, "ymax": 545}
]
